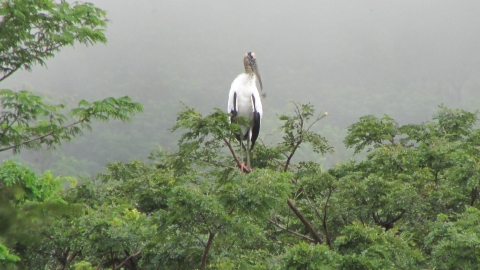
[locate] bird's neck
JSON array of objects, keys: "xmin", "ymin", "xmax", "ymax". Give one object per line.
[{"xmin": 244, "ymin": 59, "xmax": 253, "ymax": 74}]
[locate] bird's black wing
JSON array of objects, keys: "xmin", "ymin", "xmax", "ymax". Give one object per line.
[
  {"xmin": 250, "ymin": 94, "xmax": 261, "ymax": 150},
  {"xmin": 230, "ymin": 92, "xmax": 238, "ymax": 120},
  {"xmin": 230, "ymin": 92, "xmax": 246, "ymax": 149}
]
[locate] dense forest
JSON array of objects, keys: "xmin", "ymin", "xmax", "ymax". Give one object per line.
[{"xmin": 2, "ymin": 0, "xmax": 480, "ymax": 269}]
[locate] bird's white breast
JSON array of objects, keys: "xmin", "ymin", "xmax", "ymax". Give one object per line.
[
  {"xmin": 228, "ymin": 74, "xmax": 263, "ymax": 117},
  {"xmin": 227, "ymin": 73, "xmax": 263, "ymax": 137}
]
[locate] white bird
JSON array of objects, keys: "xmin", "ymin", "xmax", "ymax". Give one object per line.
[{"xmin": 228, "ymin": 52, "xmax": 263, "ymax": 171}]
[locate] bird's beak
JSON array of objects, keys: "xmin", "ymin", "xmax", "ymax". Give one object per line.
[{"xmin": 252, "ymin": 62, "xmax": 263, "ymax": 91}]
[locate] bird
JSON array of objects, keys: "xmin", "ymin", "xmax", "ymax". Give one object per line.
[{"xmin": 227, "ymin": 52, "xmax": 263, "ymax": 171}]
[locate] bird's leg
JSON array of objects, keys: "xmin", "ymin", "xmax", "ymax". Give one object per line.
[
  {"xmin": 246, "ymin": 138, "xmax": 251, "ymax": 170},
  {"xmin": 239, "ymin": 141, "xmax": 244, "ymax": 166},
  {"xmin": 237, "ymin": 141, "xmax": 250, "ymax": 173}
]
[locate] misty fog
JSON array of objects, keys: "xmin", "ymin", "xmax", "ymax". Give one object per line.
[{"xmin": 3, "ymin": 1, "xmax": 480, "ymax": 174}]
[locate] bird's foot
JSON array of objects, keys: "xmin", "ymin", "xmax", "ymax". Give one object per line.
[{"xmin": 238, "ymin": 163, "xmax": 252, "ymax": 173}]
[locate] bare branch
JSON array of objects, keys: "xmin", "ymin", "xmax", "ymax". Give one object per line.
[{"xmin": 287, "ymin": 198, "xmax": 323, "ymax": 244}]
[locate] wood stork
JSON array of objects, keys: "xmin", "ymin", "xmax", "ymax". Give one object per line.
[{"xmin": 228, "ymin": 52, "xmax": 263, "ymax": 171}]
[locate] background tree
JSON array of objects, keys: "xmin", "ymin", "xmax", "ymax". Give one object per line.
[
  {"xmin": 0, "ymin": 0, "xmax": 143, "ymax": 154},
  {"xmin": 0, "ymin": 1, "xmax": 143, "ymax": 267},
  {"xmin": 0, "ymin": 0, "xmax": 107, "ymax": 82}
]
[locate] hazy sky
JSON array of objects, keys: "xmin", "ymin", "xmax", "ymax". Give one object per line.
[
  {"xmin": 4, "ymin": 1, "xmax": 480, "ymax": 168},
  {"xmin": 6, "ymin": 1, "xmax": 480, "ymax": 111}
]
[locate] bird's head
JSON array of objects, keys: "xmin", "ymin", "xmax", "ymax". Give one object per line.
[{"xmin": 244, "ymin": 52, "xmax": 263, "ymax": 91}]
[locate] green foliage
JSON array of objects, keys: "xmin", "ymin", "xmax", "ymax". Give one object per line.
[
  {"xmin": 334, "ymin": 223, "xmax": 423, "ymax": 269},
  {"xmin": 0, "ymin": 0, "xmax": 142, "ymax": 156},
  {"xmin": 344, "ymin": 114, "xmax": 398, "ymax": 154},
  {"xmin": 278, "ymin": 102, "xmax": 333, "ymax": 172},
  {"xmin": 70, "ymin": 97, "xmax": 144, "ymax": 124},
  {"xmin": 0, "ymin": 2, "xmax": 145, "ymax": 267},
  {"xmin": 0, "ymin": 89, "xmax": 143, "ymax": 154},
  {"xmin": 0, "ymin": 101, "xmax": 331, "ymax": 269},
  {"xmin": 4, "ymin": 103, "xmax": 480, "ymax": 269},
  {"xmin": 0, "ymin": 242, "xmax": 20, "ymax": 266},
  {"xmin": 282, "ymin": 242, "xmax": 341, "ymax": 269},
  {"xmin": 425, "ymin": 207, "xmax": 480, "ymax": 269},
  {"xmin": 0, "ymin": 161, "xmax": 81, "ymax": 269}
]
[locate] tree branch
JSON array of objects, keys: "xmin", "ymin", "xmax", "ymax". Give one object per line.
[
  {"xmin": 374, "ymin": 210, "xmax": 406, "ymax": 231},
  {"xmin": 96, "ymin": 257, "xmax": 105, "ymax": 270},
  {"xmin": 198, "ymin": 206, "xmax": 234, "ymax": 269},
  {"xmin": 287, "ymin": 198, "xmax": 323, "ymax": 244},
  {"xmin": 200, "ymin": 232, "xmax": 215, "ymax": 270},
  {"xmin": 284, "ymin": 139, "xmax": 302, "ymax": 172},
  {"xmin": 0, "ymin": 118, "xmax": 85, "ymax": 152},
  {"xmin": 226, "ymin": 206, "xmax": 235, "ymax": 216},
  {"xmin": 222, "ymin": 138, "xmax": 242, "ymax": 170},
  {"xmin": 123, "ymin": 250, "xmax": 137, "ymax": 270},
  {"xmin": 182, "ymin": 225, "xmax": 206, "ymax": 247},
  {"xmin": 304, "ymin": 190, "xmax": 334, "ymax": 248},
  {"xmin": 0, "ymin": 68, "xmax": 17, "ymax": 82},
  {"xmin": 66, "ymin": 248, "xmax": 82, "ymax": 264},
  {"xmin": 322, "ymin": 189, "xmax": 333, "ymax": 248},
  {"xmin": 471, "ymin": 186, "xmax": 478, "ymax": 206},
  {"xmin": 114, "ymin": 249, "xmax": 142, "ymax": 270},
  {"xmin": 0, "ymin": 110, "xmax": 19, "ymax": 139},
  {"xmin": 198, "ymin": 157, "xmax": 238, "ymax": 170},
  {"xmin": 267, "ymin": 219, "xmax": 315, "ymax": 243},
  {"xmin": 283, "ymin": 102, "xmax": 310, "ymax": 172}
]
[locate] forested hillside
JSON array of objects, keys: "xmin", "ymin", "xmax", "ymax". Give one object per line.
[{"xmin": 2, "ymin": 0, "xmax": 480, "ymax": 269}]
